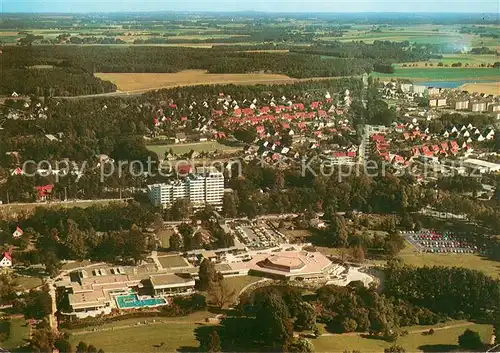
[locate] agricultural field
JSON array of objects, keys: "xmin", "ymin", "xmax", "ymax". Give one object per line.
[
  {"xmin": 67, "ymin": 311, "xmax": 212, "ymax": 352},
  {"xmin": 0, "ymin": 317, "xmax": 30, "ymax": 349},
  {"xmin": 314, "ymin": 321, "xmax": 493, "ymax": 353},
  {"xmin": 459, "ymin": 82, "xmax": 499, "ymax": 95},
  {"xmin": 147, "ymin": 141, "xmax": 242, "ymax": 157},
  {"xmin": 372, "ymin": 67, "xmax": 500, "ymax": 81},
  {"xmin": 399, "ymin": 241, "xmax": 500, "ymax": 279},
  {"xmin": 327, "ymin": 25, "xmax": 473, "ymax": 46},
  {"xmin": 395, "ymin": 54, "xmax": 500, "ymax": 68},
  {"xmin": 94, "ymin": 70, "xmax": 295, "ymax": 92}
]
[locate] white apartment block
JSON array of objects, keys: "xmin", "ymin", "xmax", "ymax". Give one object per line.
[
  {"xmin": 471, "ymin": 102, "xmax": 487, "ymax": 112},
  {"xmin": 453, "ymin": 100, "xmax": 469, "ymax": 110},
  {"xmin": 427, "ymin": 87, "xmax": 440, "ymax": 96},
  {"xmin": 412, "ymin": 85, "xmax": 427, "ymax": 94},
  {"xmin": 430, "ymin": 98, "xmax": 447, "ymax": 108},
  {"xmin": 148, "ymin": 167, "xmax": 224, "ymax": 210}
]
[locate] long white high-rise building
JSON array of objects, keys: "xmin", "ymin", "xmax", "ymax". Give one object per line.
[{"xmin": 148, "ymin": 167, "xmax": 224, "ymax": 210}]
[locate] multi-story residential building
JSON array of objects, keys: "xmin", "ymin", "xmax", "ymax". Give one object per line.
[
  {"xmin": 451, "ymin": 100, "xmax": 469, "ymax": 110},
  {"xmin": 412, "ymin": 85, "xmax": 427, "ymax": 94},
  {"xmin": 488, "ymin": 103, "xmax": 500, "ymax": 112},
  {"xmin": 427, "ymin": 87, "xmax": 440, "ymax": 96},
  {"xmin": 148, "ymin": 167, "xmax": 224, "ymax": 209},
  {"xmin": 470, "ymin": 101, "xmax": 487, "ymax": 112},
  {"xmin": 429, "ymin": 98, "xmax": 447, "ymax": 108}
]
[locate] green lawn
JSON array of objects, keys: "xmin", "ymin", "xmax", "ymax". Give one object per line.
[
  {"xmin": 372, "ymin": 67, "xmax": 500, "ymax": 81},
  {"xmin": 14, "ymin": 276, "xmax": 43, "ymax": 291},
  {"xmin": 69, "ymin": 321, "xmax": 200, "ymax": 352},
  {"xmin": 68, "ymin": 311, "xmax": 211, "ymax": 333},
  {"xmin": 147, "ymin": 141, "xmax": 241, "ymax": 158},
  {"xmin": 157, "ymin": 255, "xmax": 190, "ymax": 268},
  {"xmin": 314, "ymin": 322, "xmax": 493, "ymax": 353},
  {"xmin": 67, "ymin": 312, "xmax": 213, "ymax": 352},
  {"xmin": 399, "ymin": 241, "xmax": 500, "ymax": 279},
  {"xmin": 224, "ymin": 275, "xmax": 263, "ymax": 295},
  {"xmin": 0, "ymin": 317, "xmax": 30, "ymax": 349}
]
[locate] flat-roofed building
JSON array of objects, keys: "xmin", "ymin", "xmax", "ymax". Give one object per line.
[
  {"xmin": 229, "ymin": 251, "xmax": 340, "ymax": 281},
  {"xmin": 463, "ymin": 158, "xmax": 500, "ymax": 173},
  {"xmin": 412, "ymin": 85, "xmax": 427, "ymax": 94},
  {"xmin": 58, "ymin": 264, "xmax": 196, "ymax": 318},
  {"xmin": 148, "ymin": 167, "xmax": 224, "ymax": 209},
  {"xmin": 149, "ymin": 274, "xmax": 195, "ymax": 296}
]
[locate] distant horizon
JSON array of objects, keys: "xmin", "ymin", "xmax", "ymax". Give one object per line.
[
  {"xmin": 2, "ymin": 0, "xmax": 499, "ymax": 14},
  {"xmin": 1, "ymin": 10, "xmax": 500, "ymax": 14}
]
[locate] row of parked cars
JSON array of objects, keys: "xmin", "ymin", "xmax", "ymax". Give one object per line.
[{"xmin": 405, "ymin": 229, "xmax": 478, "ymax": 254}]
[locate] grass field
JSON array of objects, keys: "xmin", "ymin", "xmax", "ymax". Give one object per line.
[
  {"xmin": 399, "ymin": 241, "xmax": 500, "ymax": 279},
  {"xmin": 459, "ymin": 82, "xmax": 499, "ymax": 95},
  {"xmin": 0, "ymin": 317, "xmax": 30, "ymax": 349},
  {"xmin": 14, "ymin": 276, "xmax": 43, "ymax": 291},
  {"xmin": 147, "ymin": 141, "xmax": 242, "ymax": 157},
  {"xmin": 372, "ymin": 67, "xmax": 500, "ymax": 81},
  {"xmin": 224, "ymin": 275, "xmax": 263, "ymax": 295},
  {"xmin": 67, "ymin": 311, "xmax": 212, "ymax": 352},
  {"xmin": 314, "ymin": 321, "xmax": 493, "ymax": 353},
  {"xmin": 95, "ymin": 70, "xmax": 295, "ymax": 92},
  {"xmin": 157, "ymin": 255, "xmax": 190, "ymax": 268}
]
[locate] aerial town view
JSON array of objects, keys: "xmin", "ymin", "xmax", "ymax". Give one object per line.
[{"xmin": 0, "ymin": 0, "xmax": 499, "ymax": 352}]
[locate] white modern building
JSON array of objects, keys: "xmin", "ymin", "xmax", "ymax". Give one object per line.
[
  {"xmin": 412, "ymin": 85, "xmax": 427, "ymax": 94},
  {"xmin": 148, "ymin": 167, "xmax": 224, "ymax": 209},
  {"xmin": 463, "ymin": 158, "xmax": 500, "ymax": 174}
]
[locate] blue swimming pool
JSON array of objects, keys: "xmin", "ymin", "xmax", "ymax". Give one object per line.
[{"xmin": 115, "ymin": 294, "xmax": 167, "ymax": 309}]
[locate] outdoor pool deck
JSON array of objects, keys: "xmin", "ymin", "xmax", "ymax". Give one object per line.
[{"xmin": 115, "ymin": 294, "xmax": 167, "ymax": 309}]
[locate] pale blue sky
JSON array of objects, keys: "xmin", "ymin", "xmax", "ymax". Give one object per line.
[{"xmin": 2, "ymin": 0, "xmax": 499, "ymax": 13}]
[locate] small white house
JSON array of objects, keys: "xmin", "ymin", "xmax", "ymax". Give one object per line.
[
  {"xmin": 0, "ymin": 252, "xmax": 12, "ymax": 268},
  {"xmin": 12, "ymin": 227, "xmax": 23, "ymax": 238}
]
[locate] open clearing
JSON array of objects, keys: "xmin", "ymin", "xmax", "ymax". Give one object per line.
[
  {"xmin": 459, "ymin": 82, "xmax": 499, "ymax": 95},
  {"xmin": 67, "ymin": 311, "xmax": 211, "ymax": 352},
  {"xmin": 399, "ymin": 241, "xmax": 500, "ymax": 279},
  {"xmin": 95, "ymin": 70, "xmax": 295, "ymax": 92},
  {"xmin": 373, "ymin": 67, "xmax": 500, "ymax": 81},
  {"xmin": 0, "ymin": 317, "xmax": 30, "ymax": 349},
  {"xmin": 224, "ymin": 275, "xmax": 263, "ymax": 295},
  {"xmin": 147, "ymin": 141, "xmax": 242, "ymax": 157},
  {"xmin": 314, "ymin": 321, "xmax": 492, "ymax": 353}
]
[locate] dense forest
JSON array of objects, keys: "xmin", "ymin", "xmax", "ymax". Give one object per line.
[
  {"xmin": 0, "ymin": 41, "xmax": 438, "ymax": 95},
  {"xmin": 0, "ymin": 67, "xmax": 116, "ymax": 96},
  {"xmin": 0, "ymin": 202, "xmax": 157, "ymax": 274},
  {"xmin": 211, "ymin": 266, "xmax": 500, "ymax": 351}
]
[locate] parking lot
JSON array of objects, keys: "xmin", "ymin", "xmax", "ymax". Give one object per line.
[
  {"xmin": 404, "ymin": 229, "xmax": 478, "ymax": 254},
  {"xmin": 232, "ymin": 221, "xmax": 288, "ymax": 250}
]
